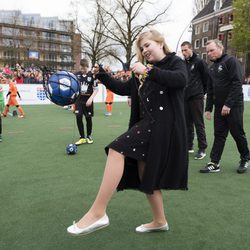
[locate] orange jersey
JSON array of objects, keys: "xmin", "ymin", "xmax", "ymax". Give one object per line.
[
  {"xmin": 105, "ymin": 89, "xmax": 114, "ymax": 103},
  {"xmin": 7, "ymin": 81, "xmax": 20, "ymax": 106},
  {"xmin": 7, "ymin": 96, "xmax": 19, "ymax": 106},
  {"xmin": 9, "ymin": 81, "xmax": 18, "ymax": 96}
]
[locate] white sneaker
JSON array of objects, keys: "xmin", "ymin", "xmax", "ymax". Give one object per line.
[{"xmin": 194, "ymin": 150, "xmax": 206, "ymax": 160}]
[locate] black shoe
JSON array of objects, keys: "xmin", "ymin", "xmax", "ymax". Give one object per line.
[
  {"xmin": 237, "ymin": 160, "xmax": 248, "ymax": 174},
  {"xmin": 200, "ymin": 162, "xmax": 220, "ymax": 173},
  {"xmin": 194, "ymin": 150, "xmax": 206, "ymax": 160}
]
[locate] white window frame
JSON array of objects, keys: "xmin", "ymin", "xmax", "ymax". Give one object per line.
[
  {"xmin": 194, "ymin": 39, "xmax": 200, "ymax": 49},
  {"xmin": 195, "ymin": 25, "xmax": 200, "ymax": 35},
  {"xmin": 202, "ymin": 53, "xmax": 207, "ymax": 61},
  {"xmin": 203, "ymin": 22, "xmax": 209, "ymax": 32},
  {"xmin": 214, "ymin": 0, "xmax": 222, "ymax": 11},
  {"xmin": 202, "ymin": 37, "xmax": 208, "ymax": 47}
]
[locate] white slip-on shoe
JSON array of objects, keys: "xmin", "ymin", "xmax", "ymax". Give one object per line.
[
  {"xmin": 67, "ymin": 214, "xmax": 109, "ymax": 236},
  {"xmin": 135, "ymin": 223, "xmax": 169, "ymax": 233}
]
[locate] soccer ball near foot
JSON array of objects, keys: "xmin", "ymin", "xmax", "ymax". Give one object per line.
[{"xmin": 66, "ymin": 143, "xmax": 77, "ymax": 155}]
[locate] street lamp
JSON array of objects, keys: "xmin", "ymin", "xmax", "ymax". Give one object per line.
[{"xmin": 175, "ymin": 22, "xmax": 193, "ymax": 54}]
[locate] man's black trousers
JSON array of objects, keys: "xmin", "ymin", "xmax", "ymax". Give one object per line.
[{"xmin": 210, "ymin": 106, "xmax": 250, "ymax": 163}]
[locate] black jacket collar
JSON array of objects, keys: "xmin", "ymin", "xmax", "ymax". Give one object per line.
[
  {"xmin": 186, "ymin": 52, "xmax": 197, "ymax": 62},
  {"xmin": 153, "ymin": 52, "xmax": 176, "ymax": 67},
  {"xmin": 211, "ymin": 53, "xmax": 227, "ymax": 63}
]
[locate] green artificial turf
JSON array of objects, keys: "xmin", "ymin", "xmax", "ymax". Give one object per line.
[{"xmin": 0, "ymin": 102, "xmax": 250, "ymax": 250}]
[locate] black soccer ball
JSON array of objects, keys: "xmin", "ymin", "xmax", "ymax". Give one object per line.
[{"xmin": 66, "ymin": 143, "xmax": 77, "ymax": 155}]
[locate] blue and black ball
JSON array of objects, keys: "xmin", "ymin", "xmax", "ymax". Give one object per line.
[
  {"xmin": 66, "ymin": 143, "xmax": 77, "ymax": 155},
  {"xmin": 44, "ymin": 71, "xmax": 80, "ymax": 106}
]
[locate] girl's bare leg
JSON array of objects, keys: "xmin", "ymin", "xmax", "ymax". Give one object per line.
[
  {"xmin": 144, "ymin": 191, "xmax": 167, "ymax": 227},
  {"xmin": 77, "ymin": 148, "xmax": 124, "ymax": 228},
  {"xmin": 138, "ymin": 161, "xmax": 167, "ymax": 228}
]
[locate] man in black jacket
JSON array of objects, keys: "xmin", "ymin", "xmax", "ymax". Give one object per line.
[
  {"xmin": 200, "ymin": 39, "xmax": 249, "ymax": 174},
  {"xmin": 181, "ymin": 41, "xmax": 208, "ymax": 160}
]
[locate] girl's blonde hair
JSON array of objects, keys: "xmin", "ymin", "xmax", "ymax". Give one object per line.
[{"xmin": 136, "ymin": 29, "xmax": 171, "ymax": 64}]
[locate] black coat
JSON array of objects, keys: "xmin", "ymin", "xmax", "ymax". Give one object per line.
[
  {"xmin": 97, "ymin": 53, "xmax": 188, "ymax": 193},
  {"xmin": 184, "ymin": 52, "xmax": 209, "ymax": 100},
  {"xmin": 206, "ymin": 54, "xmax": 244, "ymax": 111}
]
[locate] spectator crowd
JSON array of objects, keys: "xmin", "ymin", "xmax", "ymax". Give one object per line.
[{"xmin": 0, "ymin": 63, "xmax": 132, "ymax": 84}]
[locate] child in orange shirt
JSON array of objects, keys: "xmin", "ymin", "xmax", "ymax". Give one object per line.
[
  {"xmin": 3, "ymin": 73, "xmax": 25, "ymax": 118},
  {"xmin": 105, "ymin": 88, "xmax": 114, "ymax": 116},
  {"xmin": 104, "ymin": 66, "xmax": 114, "ymax": 116}
]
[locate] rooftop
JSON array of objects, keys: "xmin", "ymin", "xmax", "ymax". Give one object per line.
[
  {"xmin": 193, "ymin": 0, "xmax": 233, "ymax": 20},
  {"xmin": 0, "ymin": 10, "xmax": 73, "ymax": 32}
]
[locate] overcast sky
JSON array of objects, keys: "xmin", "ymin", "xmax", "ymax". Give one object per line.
[{"xmin": 1, "ymin": 0, "xmax": 194, "ymax": 55}]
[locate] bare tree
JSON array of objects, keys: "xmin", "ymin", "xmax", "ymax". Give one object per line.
[
  {"xmin": 69, "ymin": 0, "xmax": 118, "ymax": 67},
  {"xmin": 70, "ymin": 0, "xmax": 172, "ymax": 69},
  {"xmin": 96, "ymin": 0, "xmax": 173, "ymax": 69}
]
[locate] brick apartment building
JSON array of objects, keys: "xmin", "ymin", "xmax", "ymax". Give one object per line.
[
  {"xmin": 0, "ymin": 10, "xmax": 81, "ymax": 71},
  {"xmin": 191, "ymin": 0, "xmax": 249, "ymax": 76}
]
